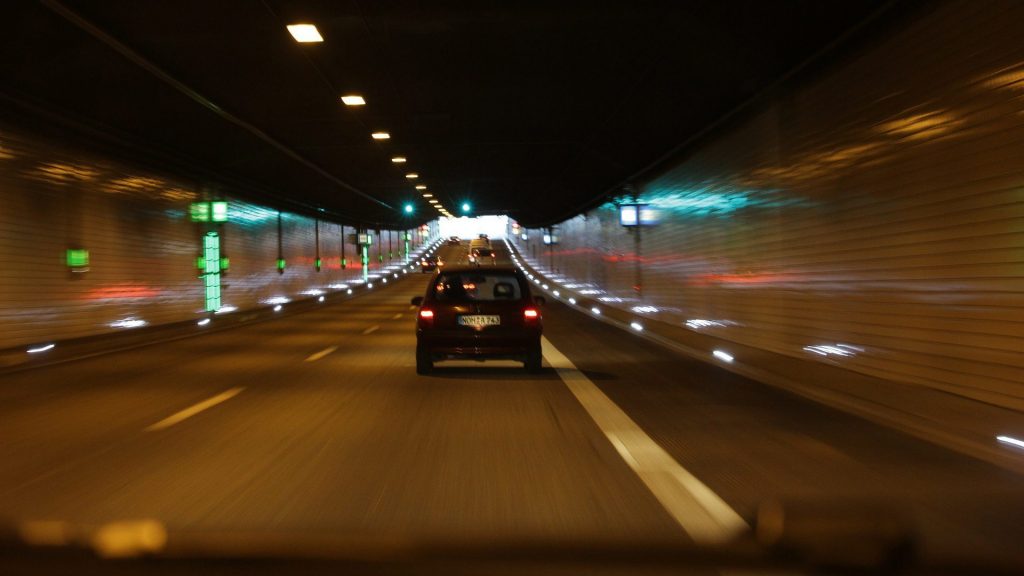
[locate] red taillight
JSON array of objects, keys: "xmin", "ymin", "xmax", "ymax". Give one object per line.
[
  {"xmin": 418, "ymin": 308, "xmax": 434, "ymax": 328},
  {"xmin": 523, "ymin": 308, "xmax": 539, "ymax": 320}
]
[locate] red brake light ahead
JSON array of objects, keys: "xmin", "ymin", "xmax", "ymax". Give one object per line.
[
  {"xmin": 523, "ymin": 308, "xmax": 539, "ymax": 319},
  {"xmin": 418, "ymin": 308, "xmax": 434, "ymax": 328}
]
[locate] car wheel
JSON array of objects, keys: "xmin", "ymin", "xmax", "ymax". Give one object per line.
[
  {"xmin": 524, "ymin": 345, "xmax": 542, "ymax": 373},
  {"xmin": 416, "ymin": 346, "xmax": 433, "ymax": 375}
]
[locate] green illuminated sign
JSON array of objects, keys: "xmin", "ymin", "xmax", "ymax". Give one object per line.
[
  {"xmin": 361, "ymin": 245, "xmax": 369, "ymax": 281},
  {"xmin": 190, "ymin": 201, "xmax": 229, "ymax": 222},
  {"xmin": 277, "ymin": 258, "xmax": 286, "ymax": 270},
  {"xmin": 211, "ymin": 201, "xmax": 228, "ymax": 222},
  {"xmin": 203, "ymin": 232, "xmax": 221, "ymax": 312},
  {"xmin": 66, "ymin": 249, "xmax": 89, "ymax": 268},
  {"xmin": 315, "ymin": 258, "xmax": 322, "ymax": 270}
]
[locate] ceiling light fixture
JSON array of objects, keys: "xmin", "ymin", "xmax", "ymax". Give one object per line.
[
  {"xmin": 415, "ymin": 185, "xmax": 427, "ymax": 190},
  {"xmin": 405, "ymin": 173, "xmax": 418, "ymax": 179},
  {"xmin": 391, "ymin": 156, "xmax": 406, "ymax": 163},
  {"xmin": 287, "ymin": 24, "xmax": 323, "ymax": 43},
  {"xmin": 371, "ymin": 132, "xmax": 390, "ymax": 140},
  {"xmin": 422, "ymin": 193, "xmax": 433, "ymax": 198},
  {"xmin": 340, "ymin": 95, "xmax": 365, "ymax": 106}
]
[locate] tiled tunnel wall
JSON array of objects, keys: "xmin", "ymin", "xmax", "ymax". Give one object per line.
[
  {"xmin": 0, "ymin": 127, "xmax": 437, "ymax": 350},
  {"xmin": 514, "ymin": 0, "xmax": 1024, "ymax": 409}
]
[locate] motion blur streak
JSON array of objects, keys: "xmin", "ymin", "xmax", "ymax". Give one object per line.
[{"xmin": 997, "ymin": 436, "xmax": 1024, "ymax": 450}]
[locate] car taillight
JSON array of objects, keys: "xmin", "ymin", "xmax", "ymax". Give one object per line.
[
  {"xmin": 523, "ymin": 308, "xmax": 540, "ymax": 320},
  {"xmin": 418, "ymin": 309, "xmax": 434, "ymax": 327}
]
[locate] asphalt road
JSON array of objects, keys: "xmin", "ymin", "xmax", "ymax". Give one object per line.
[{"xmin": 0, "ymin": 242, "xmax": 1022, "ymax": 570}]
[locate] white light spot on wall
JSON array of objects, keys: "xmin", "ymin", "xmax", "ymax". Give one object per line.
[
  {"xmin": 804, "ymin": 344, "xmax": 862, "ymax": 357},
  {"xmin": 630, "ymin": 322, "xmax": 644, "ymax": 332},
  {"xmin": 27, "ymin": 344, "xmax": 55, "ymax": 353},
  {"xmin": 110, "ymin": 318, "xmax": 147, "ymax": 329},
  {"xmin": 997, "ymin": 435, "xmax": 1024, "ymax": 450},
  {"xmin": 713, "ymin": 350, "xmax": 734, "ymax": 363}
]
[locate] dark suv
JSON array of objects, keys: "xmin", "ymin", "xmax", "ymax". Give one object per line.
[{"xmin": 411, "ymin": 266, "xmax": 543, "ymax": 374}]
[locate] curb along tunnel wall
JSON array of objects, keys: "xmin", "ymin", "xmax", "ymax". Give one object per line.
[{"xmin": 513, "ymin": 0, "xmax": 1024, "ymax": 410}]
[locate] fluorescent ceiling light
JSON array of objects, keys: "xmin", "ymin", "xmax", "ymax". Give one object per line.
[
  {"xmin": 391, "ymin": 156, "xmax": 406, "ymax": 163},
  {"xmin": 340, "ymin": 95, "xmax": 365, "ymax": 106},
  {"xmin": 287, "ymin": 24, "xmax": 323, "ymax": 43},
  {"xmin": 415, "ymin": 185, "xmax": 427, "ymax": 190},
  {"xmin": 422, "ymin": 193, "xmax": 433, "ymax": 198},
  {"xmin": 405, "ymin": 173, "xmax": 418, "ymax": 179},
  {"xmin": 371, "ymin": 132, "xmax": 390, "ymax": 140}
]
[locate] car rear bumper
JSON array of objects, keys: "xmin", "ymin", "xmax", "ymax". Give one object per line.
[{"xmin": 417, "ymin": 333, "xmax": 540, "ymax": 360}]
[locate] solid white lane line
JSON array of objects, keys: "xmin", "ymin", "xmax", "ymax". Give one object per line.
[
  {"xmin": 144, "ymin": 387, "xmax": 244, "ymax": 432},
  {"xmin": 541, "ymin": 336, "xmax": 748, "ymax": 543},
  {"xmin": 362, "ymin": 325, "xmax": 380, "ymax": 335},
  {"xmin": 392, "ymin": 313, "xmax": 403, "ymax": 320},
  {"xmin": 305, "ymin": 346, "xmax": 338, "ymax": 362}
]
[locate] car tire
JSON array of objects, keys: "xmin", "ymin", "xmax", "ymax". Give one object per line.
[
  {"xmin": 416, "ymin": 347, "xmax": 433, "ymax": 375},
  {"xmin": 524, "ymin": 345, "xmax": 542, "ymax": 373}
]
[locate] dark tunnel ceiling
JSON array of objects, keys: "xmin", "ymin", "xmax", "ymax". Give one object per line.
[{"xmin": 1, "ymin": 0, "xmax": 898, "ymax": 227}]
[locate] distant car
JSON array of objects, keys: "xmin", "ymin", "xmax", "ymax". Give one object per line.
[
  {"xmin": 420, "ymin": 255, "xmax": 442, "ymax": 272},
  {"xmin": 468, "ymin": 238, "xmax": 491, "ymax": 251},
  {"xmin": 468, "ymin": 247, "xmax": 495, "ymax": 265},
  {"xmin": 447, "ymin": 236, "xmax": 461, "ymax": 246},
  {"xmin": 478, "ymin": 233, "xmax": 489, "ymax": 239},
  {"xmin": 411, "ymin": 266, "xmax": 544, "ymax": 373}
]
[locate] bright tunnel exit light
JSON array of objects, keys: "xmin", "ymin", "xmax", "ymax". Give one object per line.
[{"xmin": 713, "ymin": 350, "xmax": 734, "ymax": 363}]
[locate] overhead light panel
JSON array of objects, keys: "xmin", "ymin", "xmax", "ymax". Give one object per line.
[
  {"xmin": 422, "ymin": 193, "xmax": 433, "ymax": 198},
  {"xmin": 406, "ymin": 173, "xmax": 419, "ymax": 179},
  {"xmin": 415, "ymin": 185, "xmax": 427, "ymax": 190},
  {"xmin": 371, "ymin": 132, "xmax": 390, "ymax": 140},
  {"xmin": 340, "ymin": 95, "xmax": 365, "ymax": 106},
  {"xmin": 391, "ymin": 156, "xmax": 407, "ymax": 163},
  {"xmin": 287, "ymin": 24, "xmax": 323, "ymax": 43}
]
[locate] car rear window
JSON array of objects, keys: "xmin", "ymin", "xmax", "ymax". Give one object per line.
[{"xmin": 433, "ymin": 272, "xmax": 523, "ymax": 302}]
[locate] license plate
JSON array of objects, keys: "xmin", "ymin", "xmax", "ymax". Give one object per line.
[{"xmin": 458, "ymin": 315, "xmax": 501, "ymax": 327}]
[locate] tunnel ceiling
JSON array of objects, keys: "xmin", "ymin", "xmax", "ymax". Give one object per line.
[{"xmin": 1, "ymin": 0, "xmax": 892, "ymax": 227}]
